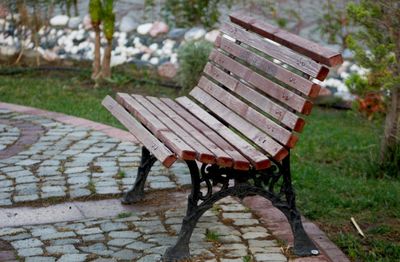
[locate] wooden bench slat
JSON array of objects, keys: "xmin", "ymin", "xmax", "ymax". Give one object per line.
[
  {"xmin": 147, "ymin": 96, "xmax": 235, "ymax": 168},
  {"xmin": 116, "ymin": 93, "xmax": 197, "ymax": 160},
  {"xmin": 229, "ymin": 11, "xmax": 343, "ymax": 67},
  {"xmin": 220, "ymin": 22, "xmax": 329, "ymax": 80},
  {"xmin": 161, "ymin": 98, "xmax": 250, "ymax": 170},
  {"xmin": 102, "ymin": 96, "xmax": 177, "ymax": 167},
  {"xmin": 209, "ymin": 50, "xmax": 313, "ymax": 115},
  {"xmin": 203, "ymin": 63, "xmax": 305, "ymax": 132},
  {"xmin": 198, "ymin": 76, "xmax": 298, "ymax": 148},
  {"xmin": 190, "ymin": 87, "xmax": 288, "ymax": 161},
  {"xmin": 131, "ymin": 94, "xmax": 216, "ymax": 164},
  {"xmin": 176, "ymin": 97, "xmax": 271, "ymax": 169},
  {"xmin": 215, "ymin": 35, "xmax": 321, "ymax": 98}
]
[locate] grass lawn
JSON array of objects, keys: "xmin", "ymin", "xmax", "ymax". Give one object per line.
[{"xmin": 0, "ymin": 71, "xmax": 399, "ymax": 261}]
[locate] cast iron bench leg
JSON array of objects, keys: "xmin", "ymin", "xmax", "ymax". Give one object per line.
[
  {"xmin": 121, "ymin": 146, "xmax": 156, "ymax": 204},
  {"xmin": 163, "ymin": 154, "xmax": 318, "ymax": 261}
]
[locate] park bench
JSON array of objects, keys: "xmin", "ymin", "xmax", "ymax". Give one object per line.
[{"xmin": 102, "ymin": 11, "xmax": 343, "ymax": 261}]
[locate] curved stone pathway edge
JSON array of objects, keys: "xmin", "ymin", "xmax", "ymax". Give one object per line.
[
  {"xmin": 0, "ymin": 102, "xmax": 138, "ymax": 144},
  {"xmin": 0, "ymin": 102, "xmax": 348, "ymax": 262}
]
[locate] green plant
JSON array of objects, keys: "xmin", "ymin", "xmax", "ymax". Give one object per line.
[
  {"xmin": 117, "ymin": 212, "xmax": 133, "ymax": 219},
  {"xmin": 242, "ymin": 255, "xmax": 252, "ymax": 262},
  {"xmin": 347, "ymin": 0, "xmax": 400, "ymax": 176},
  {"xmin": 159, "ymin": 0, "xmax": 230, "ymax": 29},
  {"xmin": 345, "ymin": 73, "xmax": 369, "ymax": 96},
  {"xmin": 177, "ymin": 40, "xmax": 212, "ymax": 90},
  {"xmin": 88, "ymin": 180, "xmax": 96, "ymax": 194},
  {"xmin": 205, "ymin": 229, "xmax": 220, "ymax": 242},
  {"xmin": 117, "ymin": 170, "xmax": 126, "ymax": 179},
  {"xmin": 317, "ymin": 0, "xmax": 352, "ymax": 51}
]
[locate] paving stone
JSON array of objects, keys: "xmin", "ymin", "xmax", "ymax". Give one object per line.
[
  {"xmin": 108, "ymin": 231, "xmax": 141, "ymax": 239},
  {"xmin": 112, "ymin": 249, "xmax": 139, "ymax": 260},
  {"xmin": 14, "ymin": 194, "xmax": 39, "ymax": 202},
  {"xmin": 100, "ymin": 222, "xmax": 128, "ymax": 232},
  {"xmin": 79, "ymin": 243, "xmax": 114, "ymax": 256},
  {"xmin": 69, "ymin": 188, "xmax": 91, "ymax": 198},
  {"xmin": 41, "ymin": 232, "xmax": 76, "ymax": 240},
  {"xmin": 254, "ymin": 253, "xmax": 287, "ymax": 261},
  {"xmin": 0, "ymin": 227, "xmax": 26, "ymax": 236},
  {"xmin": 18, "ymin": 247, "xmax": 43, "ymax": 257},
  {"xmin": 82, "ymin": 234, "xmax": 105, "ymax": 242},
  {"xmin": 1, "ymin": 233, "xmax": 32, "ymax": 241},
  {"xmin": 126, "ymin": 241, "xmax": 155, "ymax": 250},
  {"xmin": 51, "ymin": 239, "xmax": 81, "ymax": 246},
  {"xmin": 107, "ymin": 238, "xmax": 135, "ymax": 247},
  {"xmin": 11, "ymin": 238, "xmax": 43, "ymax": 249},
  {"xmin": 76, "ymin": 227, "xmax": 103, "ymax": 235},
  {"xmin": 241, "ymin": 231, "xmax": 269, "ymax": 240},
  {"xmin": 137, "ymin": 254, "xmax": 162, "ymax": 262},
  {"xmin": 25, "ymin": 257, "xmax": 56, "ymax": 262},
  {"xmin": 46, "ymin": 244, "xmax": 78, "ymax": 254},
  {"xmin": 57, "ymin": 254, "xmax": 87, "ymax": 262}
]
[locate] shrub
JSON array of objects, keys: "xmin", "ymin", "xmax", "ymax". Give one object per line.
[{"xmin": 177, "ymin": 40, "xmax": 212, "ymax": 90}]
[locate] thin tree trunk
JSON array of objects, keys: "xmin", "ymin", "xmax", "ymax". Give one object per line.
[
  {"xmin": 91, "ymin": 24, "xmax": 101, "ymax": 80},
  {"xmin": 101, "ymin": 39, "xmax": 112, "ymax": 78},
  {"xmin": 381, "ymin": 86, "xmax": 400, "ymax": 163}
]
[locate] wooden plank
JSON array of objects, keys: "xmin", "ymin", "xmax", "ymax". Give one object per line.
[
  {"xmin": 220, "ymin": 22, "xmax": 329, "ymax": 80},
  {"xmin": 229, "ymin": 11, "xmax": 343, "ymax": 67},
  {"xmin": 203, "ymin": 63, "xmax": 305, "ymax": 132},
  {"xmin": 161, "ymin": 98, "xmax": 250, "ymax": 170},
  {"xmin": 190, "ymin": 87, "xmax": 288, "ymax": 161},
  {"xmin": 115, "ymin": 93, "xmax": 197, "ymax": 160},
  {"xmin": 197, "ymin": 76, "xmax": 298, "ymax": 148},
  {"xmin": 146, "ymin": 96, "xmax": 235, "ymax": 168},
  {"xmin": 102, "ymin": 96, "xmax": 177, "ymax": 167},
  {"xmin": 215, "ymin": 35, "xmax": 321, "ymax": 98},
  {"xmin": 176, "ymin": 96, "xmax": 271, "ymax": 169},
  {"xmin": 131, "ymin": 94, "xmax": 216, "ymax": 164},
  {"xmin": 209, "ymin": 50, "xmax": 313, "ymax": 115}
]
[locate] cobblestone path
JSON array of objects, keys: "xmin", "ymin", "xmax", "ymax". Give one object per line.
[
  {"xmin": 0, "ymin": 108, "xmax": 290, "ymax": 261},
  {"xmin": 0, "ymin": 198, "xmax": 287, "ymax": 262},
  {"xmin": 0, "ymin": 109, "xmax": 189, "ymax": 207}
]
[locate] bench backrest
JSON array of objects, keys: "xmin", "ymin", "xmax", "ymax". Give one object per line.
[{"xmin": 189, "ymin": 11, "xmax": 343, "ymax": 162}]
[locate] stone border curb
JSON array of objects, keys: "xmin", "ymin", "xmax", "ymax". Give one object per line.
[{"xmin": 0, "ymin": 102, "xmax": 138, "ymax": 143}]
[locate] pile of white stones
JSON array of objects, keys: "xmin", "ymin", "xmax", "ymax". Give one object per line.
[{"xmin": 0, "ymin": 12, "xmax": 219, "ymax": 78}]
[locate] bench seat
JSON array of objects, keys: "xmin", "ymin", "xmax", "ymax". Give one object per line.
[{"xmin": 102, "ymin": 10, "xmax": 343, "ymax": 262}]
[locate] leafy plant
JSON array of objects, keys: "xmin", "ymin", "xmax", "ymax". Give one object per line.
[
  {"xmin": 177, "ymin": 40, "xmax": 212, "ymax": 90},
  {"xmin": 347, "ymin": 0, "xmax": 400, "ymax": 176},
  {"xmin": 117, "ymin": 212, "xmax": 133, "ymax": 219},
  {"xmin": 205, "ymin": 229, "xmax": 220, "ymax": 242},
  {"xmin": 154, "ymin": 0, "xmax": 233, "ymax": 29}
]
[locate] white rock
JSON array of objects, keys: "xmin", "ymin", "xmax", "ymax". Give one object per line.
[
  {"xmin": 150, "ymin": 57, "xmax": 159, "ymax": 65},
  {"xmin": 170, "ymin": 53, "xmax": 178, "ymax": 64},
  {"xmin": 83, "ymin": 14, "xmax": 92, "ymax": 30},
  {"xmin": 50, "ymin": 15, "xmax": 69, "ymax": 27},
  {"xmin": 42, "ymin": 50, "xmax": 59, "ymax": 61},
  {"xmin": 119, "ymin": 16, "xmax": 138, "ymax": 32},
  {"xmin": 141, "ymin": 53, "xmax": 150, "ymax": 61},
  {"xmin": 68, "ymin": 16, "xmax": 81, "ymax": 29},
  {"xmin": 184, "ymin": 27, "xmax": 206, "ymax": 41},
  {"xmin": 137, "ymin": 23, "xmax": 153, "ymax": 35},
  {"xmin": 111, "ymin": 55, "xmax": 127, "ymax": 67},
  {"xmin": 149, "ymin": 43, "xmax": 158, "ymax": 51},
  {"xmin": 205, "ymin": 29, "xmax": 220, "ymax": 42},
  {"xmin": 0, "ymin": 45, "xmax": 17, "ymax": 56}
]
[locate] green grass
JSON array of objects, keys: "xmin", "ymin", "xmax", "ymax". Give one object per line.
[
  {"xmin": 0, "ymin": 71, "xmax": 399, "ymax": 261},
  {"xmin": 117, "ymin": 212, "xmax": 133, "ymax": 219},
  {"xmin": 205, "ymin": 229, "xmax": 220, "ymax": 242}
]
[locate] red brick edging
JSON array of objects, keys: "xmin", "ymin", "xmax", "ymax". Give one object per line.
[{"xmin": 0, "ymin": 102, "xmax": 138, "ymax": 143}]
